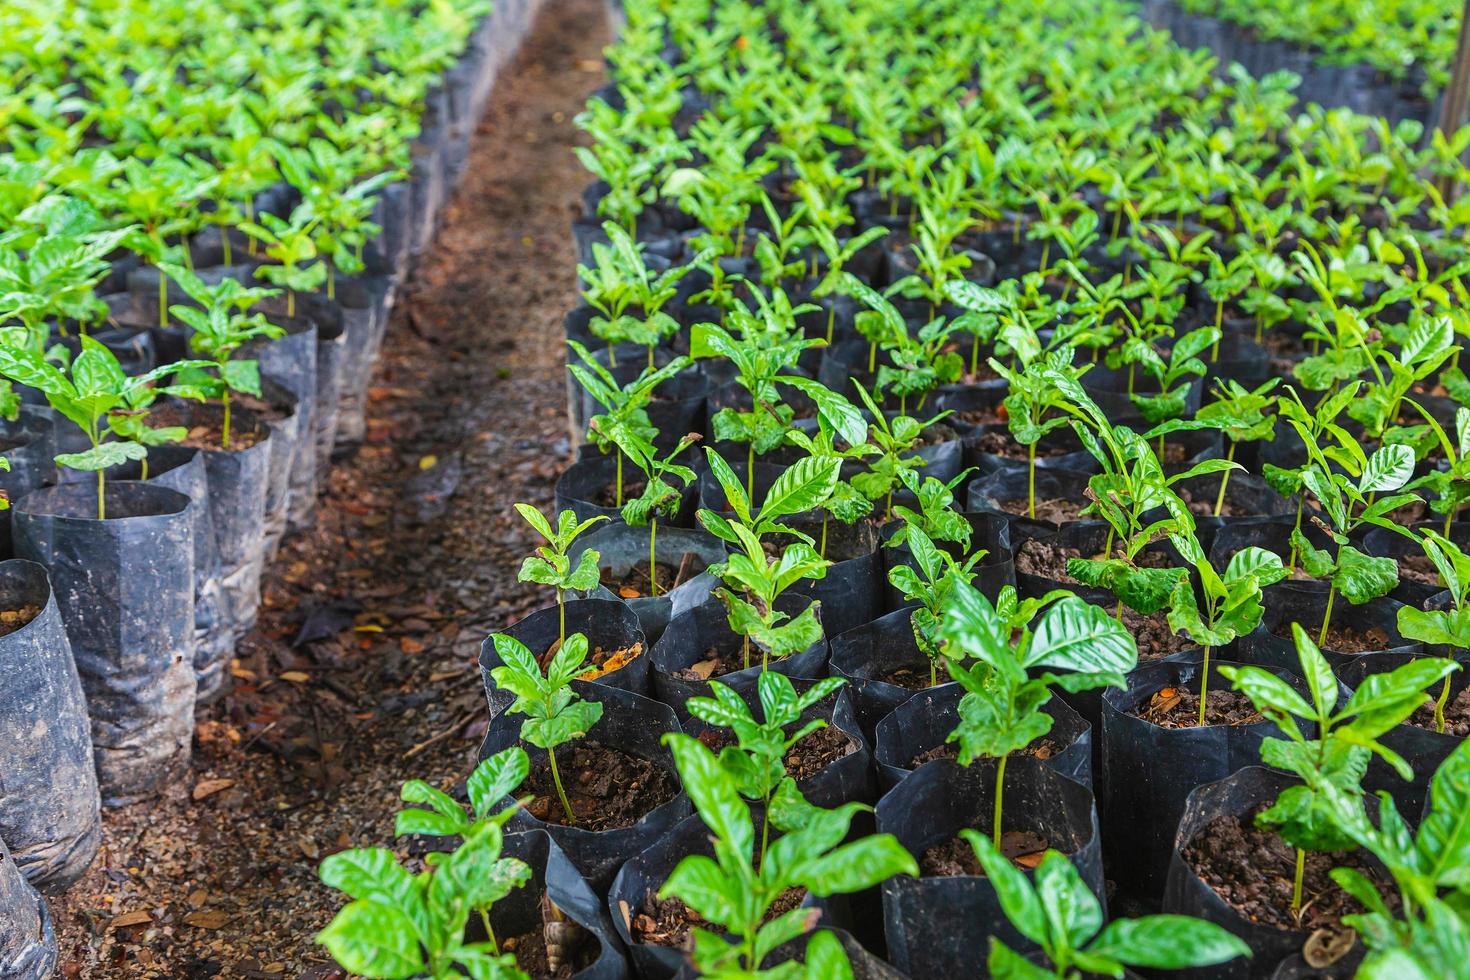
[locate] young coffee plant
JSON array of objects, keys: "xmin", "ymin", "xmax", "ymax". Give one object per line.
[
  {"xmin": 162, "ymin": 263, "xmax": 286, "ymax": 449},
  {"xmin": 1317, "ymin": 741, "xmax": 1470, "ymax": 978},
  {"xmin": 0, "ymin": 335, "xmax": 208, "ymax": 519},
  {"xmin": 1220, "ymin": 624, "xmax": 1456, "ymax": 920},
  {"xmin": 1292, "ymin": 443, "xmax": 1418, "ymax": 645},
  {"xmin": 1165, "ymin": 527, "xmax": 1288, "ymax": 725},
  {"xmin": 697, "ymin": 450, "xmax": 841, "ymax": 669},
  {"xmin": 489, "ymin": 632, "xmax": 604, "ymax": 827},
  {"xmin": 658, "ymin": 733, "xmax": 917, "ymax": 978},
  {"xmin": 613, "ymin": 430, "xmax": 701, "ymax": 597},
  {"xmin": 514, "ymin": 504, "xmax": 607, "ymax": 645},
  {"xmin": 1150, "ymin": 378, "xmax": 1279, "ymax": 517},
  {"xmin": 887, "ymin": 525, "xmax": 984, "ymax": 686},
  {"xmin": 849, "ymin": 383, "xmax": 948, "ymax": 523},
  {"xmin": 888, "ymin": 468, "xmax": 974, "ymax": 552},
  {"xmin": 317, "ymin": 747, "xmax": 534, "ymax": 979},
  {"xmin": 989, "ymin": 349, "xmax": 1089, "ymax": 520},
  {"xmin": 939, "ymin": 579, "xmax": 1137, "ymax": 848},
  {"xmin": 685, "ymin": 671, "xmax": 846, "ymax": 860},
  {"xmin": 966, "ymin": 831, "xmax": 1250, "ymax": 978},
  {"xmin": 1395, "ymin": 531, "xmax": 1470, "ymax": 732}
]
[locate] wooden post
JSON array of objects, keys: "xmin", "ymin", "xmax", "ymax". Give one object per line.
[{"xmin": 1440, "ymin": 0, "xmax": 1470, "ymax": 137}]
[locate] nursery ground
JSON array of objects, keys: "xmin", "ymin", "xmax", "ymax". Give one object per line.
[{"xmin": 50, "ymin": 0, "xmax": 608, "ymax": 974}]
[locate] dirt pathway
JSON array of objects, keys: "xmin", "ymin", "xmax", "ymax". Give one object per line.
[{"xmin": 52, "ymin": 1, "xmax": 606, "ymax": 974}]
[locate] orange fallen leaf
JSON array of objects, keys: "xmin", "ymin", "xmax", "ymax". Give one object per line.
[
  {"xmin": 109, "ymin": 910, "xmax": 152, "ymax": 930},
  {"xmin": 192, "ymin": 778, "xmax": 235, "ymax": 801},
  {"xmin": 279, "ymin": 671, "xmax": 311, "ymax": 683},
  {"xmin": 400, "ymin": 636, "xmax": 426, "ymax": 655},
  {"xmin": 183, "ymin": 910, "xmax": 230, "ymax": 929}
]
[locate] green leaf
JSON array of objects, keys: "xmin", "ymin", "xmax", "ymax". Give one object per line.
[
  {"xmin": 961, "ymin": 830, "xmax": 1048, "ymax": 945},
  {"xmin": 759, "ymin": 455, "xmax": 842, "ymax": 525},
  {"xmin": 55, "ymin": 439, "xmax": 148, "ymax": 472},
  {"xmin": 664, "ymin": 733, "xmax": 754, "ymax": 861},
  {"xmin": 1360, "ymin": 444, "xmax": 1415, "ymax": 493},
  {"xmin": 1025, "ymin": 597, "xmax": 1139, "ymax": 675},
  {"xmin": 803, "ymin": 931, "xmax": 854, "ymax": 980},
  {"xmin": 802, "ymin": 834, "xmax": 918, "ymax": 895},
  {"xmin": 316, "ymin": 901, "xmax": 425, "ymax": 979},
  {"xmin": 1333, "ymin": 546, "xmax": 1400, "ymax": 605},
  {"xmin": 1035, "ymin": 850, "xmax": 1103, "ymax": 949},
  {"xmin": 1418, "ymin": 740, "xmax": 1470, "ymax": 889},
  {"xmin": 466, "ymin": 747, "xmax": 530, "ymax": 821},
  {"xmin": 1087, "ymin": 915, "xmax": 1251, "ymax": 969}
]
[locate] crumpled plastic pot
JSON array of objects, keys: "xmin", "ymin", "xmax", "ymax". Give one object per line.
[
  {"xmin": 492, "ymin": 829, "xmax": 628, "ymax": 980},
  {"xmin": 481, "ymin": 598, "xmax": 650, "ymax": 718},
  {"xmin": 1162, "ymin": 766, "xmax": 1365, "ymax": 980},
  {"xmin": 874, "ymin": 683, "xmax": 1091, "ymax": 793},
  {"xmin": 648, "ymin": 598, "xmax": 829, "ymax": 721},
  {"xmin": 568, "ymin": 521, "xmax": 725, "ymax": 644},
  {"xmin": 0, "ymin": 834, "xmax": 56, "ymax": 980},
  {"xmin": 480, "ymin": 683, "xmax": 690, "ymax": 892},
  {"xmin": 828, "ymin": 607, "xmax": 934, "ymax": 738},
  {"xmin": 1100, "ymin": 659, "xmax": 1311, "ymax": 901},
  {"xmin": 13, "ymin": 482, "xmax": 195, "ymax": 805},
  {"xmin": 0, "ymin": 559, "xmax": 100, "ymax": 893},
  {"xmin": 0, "ymin": 409, "xmax": 55, "ymax": 559},
  {"xmin": 875, "ymin": 757, "xmax": 1104, "ymax": 976}
]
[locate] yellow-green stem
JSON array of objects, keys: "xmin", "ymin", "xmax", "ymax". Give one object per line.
[
  {"xmin": 649, "ymin": 518, "xmax": 659, "ymax": 598},
  {"xmin": 992, "ymin": 752, "xmax": 1008, "ymax": 849},
  {"xmin": 1290, "ymin": 848, "xmax": 1305, "ymax": 919},
  {"xmin": 547, "ymin": 746, "xmax": 576, "ymax": 827},
  {"xmin": 1435, "ymin": 675, "xmax": 1452, "ymax": 734},
  {"xmin": 1198, "ymin": 645, "xmax": 1212, "ymax": 726},
  {"xmin": 1319, "ymin": 582, "xmax": 1337, "ymax": 648},
  {"xmin": 1214, "ymin": 444, "xmax": 1237, "ymax": 517},
  {"xmin": 1028, "ymin": 443, "xmax": 1037, "ymax": 520}
]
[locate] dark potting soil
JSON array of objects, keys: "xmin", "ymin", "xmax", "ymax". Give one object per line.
[
  {"xmin": 1177, "ymin": 481, "xmax": 1254, "ymax": 518},
  {"xmin": 1184, "ymin": 806, "xmax": 1390, "ymax": 939},
  {"xmin": 1132, "ymin": 686, "xmax": 1262, "ymax": 729},
  {"xmin": 1407, "ymin": 685, "xmax": 1470, "ymax": 737},
  {"xmin": 970, "ymin": 430, "xmax": 1070, "ymax": 459},
  {"xmin": 674, "ymin": 644, "xmax": 793, "ymax": 681},
  {"xmin": 600, "ymin": 560, "xmax": 677, "ymax": 599},
  {"xmin": 522, "ymin": 741, "xmax": 676, "ymax": 831},
  {"xmin": 695, "ymin": 722, "xmax": 857, "ymax": 781},
  {"xmin": 1271, "ymin": 622, "xmax": 1389, "ymax": 653},
  {"xmin": 783, "ymin": 723, "xmax": 859, "ymax": 779},
  {"xmin": 0, "ymin": 602, "xmax": 41, "ymax": 638},
  {"xmin": 955, "ymin": 406, "xmax": 1007, "ymax": 427},
  {"xmin": 878, "ymin": 662, "xmax": 939, "ymax": 690},
  {"xmin": 594, "ymin": 480, "xmax": 646, "ymax": 509},
  {"xmin": 150, "ymin": 403, "xmax": 268, "ymax": 450},
  {"xmin": 1122, "ymin": 608, "xmax": 1195, "ymax": 659},
  {"xmin": 909, "ymin": 738, "xmax": 1058, "ymax": 770},
  {"xmin": 1397, "ymin": 553, "xmax": 1442, "ymax": 586},
  {"xmin": 765, "ymin": 531, "xmax": 870, "ymax": 563},
  {"xmin": 632, "ymin": 886, "xmax": 808, "ymax": 949},
  {"xmin": 232, "ymin": 392, "xmax": 291, "ymax": 424},
  {"xmin": 997, "ymin": 496, "xmax": 1087, "ymax": 525},
  {"xmin": 920, "ymin": 829, "xmax": 1050, "ymax": 876},
  {"xmin": 503, "ymin": 920, "xmax": 597, "ymax": 980}
]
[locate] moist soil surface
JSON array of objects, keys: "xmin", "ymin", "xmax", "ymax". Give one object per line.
[
  {"xmin": 1185, "ymin": 806, "xmax": 1388, "ymax": 938},
  {"xmin": 1408, "ymin": 685, "xmax": 1470, "ymax": 737},
  {"xmin": 601, "ymin": 560, "xmax": 678, "ymax": 598},
  {"xmin": 594, "ymin": 479, "xmax": 647, "ymax": 509},
  {"xmin": 1122, "ymin": 607, "xmax": 1196, "ymax": 660},
  {"xmin": 673, "ymin": 643, "xmax": 796, "ymax": 681},
  {"xmin": 1271, "ymin": 622, "xmax": 1390, "ymax": 653},
  {"xmin": 997, "ymin": 496, "xmax": 1087, "ymax": 526},
  {"xmin": 503, "ymin": 922, "xmax": 597, "ymax": 980},
  {"xmin": 909, "ymin": 738, "xmax": 1059, "ymax": 770},
  {"xmin": 51, "ymin": 3, "xmax": 613, "ymax": 975},
  {"xmin": 1133, "ymin": 686, "xmax": 1263, "ymax": 728},
  {"xmin": 969, "ymin": 429, "xmax": 1073, "ymax": 459},
  {"xmin": 522, "ymin": 741, "xmax": 676, "ymax": 831},
  {"xmin": 921, "ymin": 829, "xmax": 1051, "ymax": 876},
  {"xmin": 694, "ymin": 718, "xmax": 859, "ymax": 781},
  {"xmin": 151, "ymin": 402, "xmax": 270, "ymax": 451},
  {"xmin": 877, "ymin": 662, "xmax": 938, "ymax": 689},
  {"xmin": 0, "ymin": 602, "xmax": 41, "ymax": 638},
  {"xmin": 632, "ymin": 887, "xmax": 808, "ymax": 949},
  {"xmin": 1397, "ymin": 553, "xmax": 1443, "ymax": 586}
]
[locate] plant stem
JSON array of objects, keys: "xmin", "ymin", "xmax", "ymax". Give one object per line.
[
  {"xmin": 547, "ymin": 745, "xmax": 576, "ymax": 827},
  {"xmin": 992, "ymin": 752, "xmax": 1008, "ymax": 850},
  {"xmin": 221, "ymin": 230, "xmax": 232, "ymax": 267},
  {"xmin": 222, "ymin": 390, "xmax": 232, "ymax": 450},
  {"xmin": 1288, "ymin": 495, "xmax": 1304, "ymax": 573},
  {"xmin": 1198, "ymin": 645, "xmax": 1212, "ymax": 726},
  {"xmin": 158, "ymin": 272, "xmax": 167, "ymax": 330},
  {"xmin": 970, "ymin": 333, "xmax": 980, "ymax": 377},
  {"xmin": 557, "ymin": 588, "xmax": 565, "ymax": 647},
  {"xmin": 1435, "ymin": 674, "xmax": 1452, "ymax": 735},
  {"xmin": 1318, "ymin": 582, "xmax": 1337, "ymax": 648},
  {"xmin": 1028, "ymin": 442, "xmax": 1037, "ymax": 520},
  {"xmin": 826, "ymin": 303, "xmax": 835, "ymax": 345},
  {"xmin": 1291, "ymin": 847, "xmax": 1305, "ymax": 919},
  {"xmin": 616, "ymin": 452, "xmax": 624, "ymax": 508},
  {"xmin": 97, "ymin": 469, "xmax": 105, "ymax": 521},
  {"xmin": 747, "ymin": 442, "xmax": 755, "ymax": 503},
  {"xmin": 1213, "ymin": 443, "xmax": 1236, "ymax": 517},
  {"xmin": 820, "ymin": 514, "xmax": 828, "ymax": 560},
  {"xmin": 649, "ymin": 518, "xmax": 659, "ymax": 598},
  {"xmin": 480, "ymin": 910, "xmax": 499, "ymax": 955},
  {"xmin": 743, "ymin": 635, "xmax": 750, "ymax": 671},
  {"xmin": 1211, "ymin": 300, "xmax": 1222, "ymax": 360},
  {"xmin": 287, "ymin": 289, "xmax": 295, "ymax": 319}
]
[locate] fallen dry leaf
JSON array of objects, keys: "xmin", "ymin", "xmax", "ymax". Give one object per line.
[
  {"xmin": 109, "ymin": 910, "xmax": 152, "ymax": 930},
  {"xmin": 183, "ymin": 910, "xmax": 230, "ymax": 929},
  {"xmin": 279, "ymin": 671, "xmax": 311, "ymax": 683},
  {"xmin": 192, "ymin": 778, "xmax": 236, "ymax": 801}
]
